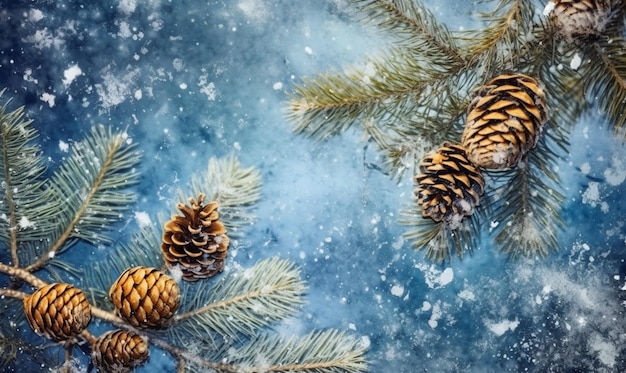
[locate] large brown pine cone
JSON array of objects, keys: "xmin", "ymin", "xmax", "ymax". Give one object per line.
[
  {"xmin": 92, "ymin": 329, "xmax": 149, "ymax": 373},
  {"xmin": 548, "ymin": 0, "xmax": 610, "ymax": 43},
  {"xmin": 109, "ymin": 266, "xmax": 180, "ymax": 328},
  {"xmin": 161, "ymin": 193, "xmax": 230, "ymax": 281},
  {"xmin": 414, "ymin": 142, "xmax": 485, "ymax": 225},
  {"xmin": 461, "ymin": 73, "xmax": 547, "ymax": 170},
  {"xmin": 23, "ymin": 283, "xmax": 91, "ymax": 342}
]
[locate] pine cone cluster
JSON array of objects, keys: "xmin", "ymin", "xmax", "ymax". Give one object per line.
[
  {"xmin": 109, "ymin": 266, "xmax": 180, "ymax": 328},
  {"xmin": 161, "ymin": 193, "xmax": 230, "ymax": 281},
  {"xmin": 92, "ymin": 329, "xmax": 149, "ymax": 373},
  {"xmin": 461, "ymin": 73, "xmax": 547, "ymax": 170},
  {"xmin": 23, "ymin": 283, "xmax": 91, "ymax": 342},
  {"xmin": 415, "ymin": 73, "xmax": 547, "ymax": 225},
  {"xmin": 548, "ymin": 0, "xmax": 611, "ymax": 43},
  {"xmin": 414, "ymin": 143, "xmax": 484, "ymax": 224}
]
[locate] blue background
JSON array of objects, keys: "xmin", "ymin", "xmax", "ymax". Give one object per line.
[{"xmin": 0, "ymin": 0, "xmax": 625, "ymax": 371}]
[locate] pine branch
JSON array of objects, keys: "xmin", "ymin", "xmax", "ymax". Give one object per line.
[
  {"xmin": 581, "ymin": 38, "xmax": 626, "ymax": 132},
  {"xmin": 0, "ymin": 90, "xmax": 53, "ymax": 267},
  {"xmin": 224, "ymin": 329, "xmax": 368, "ymax": 373},
  {"xmin": 171, "ymin": 258, "xmax": 306, "ymax": 345},
  {"xmin": 487, "ymin": 126, "xmax": 567, "ymax": 257},
  {"xmin": 350, "ymin": 0, "xmax": 464, "ymax": 65},
  {"xmin": 24, "ymin": 125, "xmax": 141, "ymax": 272},
  {"xmin": 187, "ymin": 156, "xmax": 262, "ymax": 237},
  {"xmin": 400, "ymin": 203, "xmax": 482, "ymax": 262},
  {"xmin": 460, "ymin": 0, "xmax": 536, "ymax": 75}
]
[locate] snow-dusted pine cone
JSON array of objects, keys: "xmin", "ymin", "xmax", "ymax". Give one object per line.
[
  {"xmin": 23, "ymin": 283, "xmax": 91, "ymax": 342},
  {"xmin": 462, "ymin": 73, "xmax": 547, "ymax": 170},
  {"xmin": 414, "ymin": 142, "xmax": 485, "ymax": 224},
  {"xmin": 548, "ymin": 0, "xmax": 611, "ymax": 43},
  {"xmin": 109, "ymin": 266, "xmax": 180, "ymax": 328},
  {"xmin": 92, "ymin": 329, "xmax": 149, "ymax": 373},
  {"xmin": 161, "ymin": 193, "xmax": 230, "ymax": 281}
]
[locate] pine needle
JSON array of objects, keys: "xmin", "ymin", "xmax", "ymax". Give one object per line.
[
  {"xmin": 224, "ymin": 329, "xmax": 368, "ymax": 373},
  {"xmin": 171, "ymin": 258, "xmax": 307, "ymax": 345},
  {"xmin": 25, "ymin": 125, "xmax": 141, "ymax": 271},
  {"xmin": 0, "ymin": 90, "xmax": 55, "ymax": 267},
  {"xmin": 400, "ymin": 203, "xmax": 482, "ymax": 262}
]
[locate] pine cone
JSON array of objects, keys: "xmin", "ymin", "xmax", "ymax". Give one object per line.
[
  {"xmin": 461, "ymin": 73, "xmax": 547, "ymax": 170},
  {"xmin": 109, "ymin": 266, "xmax": 180, "ymax": 328},
  {"xmin": 548, "ymin": 0, "xmax": 610, "ymax": 43},
  {"xmin": 161, "ymin": 193, "xmax": 230, "ymax": 281},
  {"xmin": 92, "ymin": 329, "xmax": 149, "ymax": 373},
  {"xmin": 23, "ymin": 283, "xmax": 91, "ymax": 342},
  {"xmin": 414, "ymin": 142, "xmax": 484, "ymax": 224}
]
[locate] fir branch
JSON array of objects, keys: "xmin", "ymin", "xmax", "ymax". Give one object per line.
[
  {"xmin": 224, "ymin": 329, "xmax": 368, "ymax": 373},
  {"xmin": 24, "ymin": 125, "xmax": 141, "ymax": 272},
  {"xmin": 581, "ymin": 38, "xmax": 626, "ymax": 132},
  {"xmin": 400, "ymin": 203, "xmax": 482, "ymax": 262},
  {"xmin": 187, "ymin": 156, "xmax": 262, "ymax": 237},
  {"xmin": 0, "ymin": 91, "xmax": 53, "ymax": 267},
  {"xmin": 488, "ymin": 127, "xmax": 567, "ymax": 257},
  {"xmin": 172, "ymin": 258, "xmax": 307, "ymax": 344},
  {"xmin": 460, "ymin": 0, "xmax": 536, "ymax": 74},
  {"xmin": 349, "ymin": 0, "xmax": 463, "ymax": 65}
]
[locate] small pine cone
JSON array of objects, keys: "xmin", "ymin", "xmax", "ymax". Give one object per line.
[
  {"xmin": 92, "ymin": 329, "xmax": 149, "ymax": 373},
  {"xmin": 23, "ymin": 283, "xmax": 91, "ymax": 342},
  {"xmin": 462, "ymin": 73, "xmax": 547, "ymax": 170},
  {"xmin": 161, "ymin": 193, "xmax": 230, "ymax": 281},
  {"xmin": 548, "ymin": 0, "xmax": 610, "ymax": 43},
  {"xmin": 414, "ymin": 143, "xmax": 485, "ymax": 224},
  {"xmin": 109, "ymin": 267, "xmax": 180, "ymax": 328}
]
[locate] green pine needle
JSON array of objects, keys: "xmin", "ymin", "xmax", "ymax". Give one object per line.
[
  {"xmin": 225, "ymin": 329, "xmax": 368, "ymax": 373},
  {"xmin": 171, "ymin": 257, "xmax": 307, "ymax": 345}
]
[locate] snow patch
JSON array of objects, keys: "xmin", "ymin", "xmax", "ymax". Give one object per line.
[
  {"xmin": 570, "ymin": 53, "xmax": 582, "ymax": 70},
  {"xmin": 416, "ymin": 264, "xmax": 454, "ymax": 289},
  {"xmin": 62, "ymin": 64, "xmax": 82, "ymax": 87},
  {"xmin": 40, "ymin": 92, "xmax": 56, "ymax": 108},
  {"xmin": 390, "ymin": 284, "xmax": 404, "ymax": 297},
  {"xmin": 198, "ymin": 74, "xmax": 217, "ymax": 101},
  {"xmin": 603, "ymin": 155, "xmax": 626, "ymax": 186},
  {"xmin": 486, "ymin": 318, "xmax": 519, "ymax": 336},
  {"xmin": 18, "ymin": 216, "xmax": 35, "ymax": 229},
  {"xmin": 58, "ymin": 140, "xmax": 70, "ymax": 153}
]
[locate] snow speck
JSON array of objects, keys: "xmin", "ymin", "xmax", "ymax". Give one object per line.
[
  {"xmin": 543, "ymin": 1, "xmax": 555, "ymax": 17},
  {"xmin": 428, "ymin": 302, "xmax": 442, "ymax": 329},
  {"xmin": 118, "ymin": 0, "xmax": 137, "ymax": 16},
  {"xmin": 579, "ymin": 162, "xmax": 591, "ymax": 175},
  {"xmin": 603, "ymin": 155, "xmax": 626, "ymax": 186},
  {"xmin": 28, "ymin": 9, "xmax": 44, "ymax": 22},
  {"xmin": 198, "ymin": 74, "xmax": 217, "ymax": 101},
  {"xmin": 40, "ymin": 92, "xmax": 56, "ymax": 108},
  {"xmin": 570, "ymin": 53, "xmax": 582, "ymax": 70},
  {"xmin": 486, "ymin": 318, "xmax": 519, "ymax": 336},
  {"xmin": 304, "ymin": 46, "xmax": 313, "ymax": 55},
  {"xmin": 134, "ymin": 89, "xmax": 142, "ymax": 100},
  {"xmin": 272, "ymin": 82, "xmax": 283, "ymax": 90},
  {"xmin": 18, "ymin": 216, "xmax": 35, "ymax": 229},
  {"xmin": 417, "ymin": 264, "xmax": 454, "ymax": 289},
  {"xmin": 62, "ymin": 64, "xmax": 82, "ymax": 87},
  {"xmin": 134, "ymin": 211, "xmax": 152, "ymax": 228},
  {"xmin": 390, "ymin": 284, "xmax": 404, "ymax": 297},
  {"xmin": 179, "ymin": 83, "xmax": 188, "ymax": 90},
  {"xmin": 58, "ymin": 140, "xmax": 70, "ymax": 152}
]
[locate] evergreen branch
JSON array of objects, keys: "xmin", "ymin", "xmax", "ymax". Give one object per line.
[
  {"xmin": 581, "ymin": 39, "xmax": 626, "ymax": 132},
  {"xmin": 224, "ymin": 330, "xmax": 368, "ymax": 373},
  {"xmin": 349, "ymin": 0, "xmax": 463, "ymax": 65},
  {"xmin": 488, "ymin": 127, "xmax": 567, "ymax": 257},
  {"xmin": 173, "ymin": 258, "xmax": 307, "ymax": 342},
  {"xmin": 400, "ymin": 203, "xmax": 482, "ymax": 262},
  {"xmin": 187, "ymin": 156, "xmax": 262, "ymax": 237},
  {"xmin": 24, "ymin": 125, "xmax": 141, "ymax": 272},
  {"xmin": 0, "ymin": 90, "xmax": 53, "ymax": 267},
  {"xmin": 460, "ymin": 0, "xmax": 535, "ymax": 74}
]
